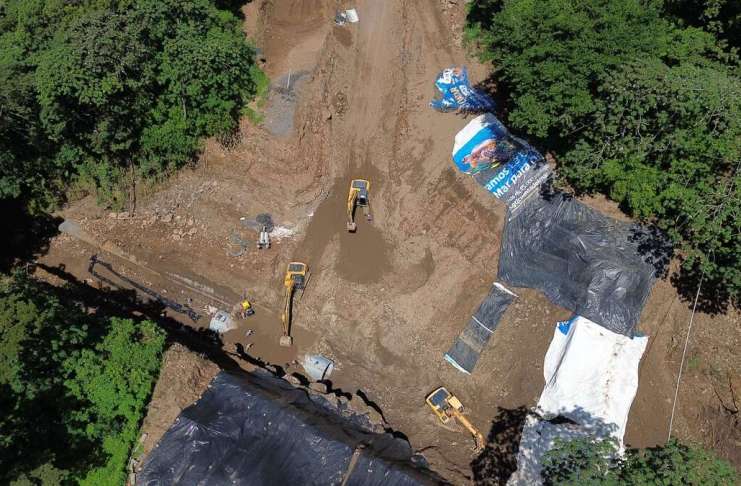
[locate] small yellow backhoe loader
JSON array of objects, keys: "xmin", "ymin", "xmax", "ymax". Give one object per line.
[
  {"xmin": 280, "ymin": 262, "xmax": 308, "ymax": 347},
  {"xmin": 426, "ymin": 387, "xmax": 485, "ymax": 451},
  {"xmin": 346, "ymin": 179, "xmax": 372, "ymax": 232}
]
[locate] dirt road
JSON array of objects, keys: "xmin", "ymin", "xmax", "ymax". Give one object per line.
[{"xmin": 39, "ymin": 0, "xmax": 739, "ymax": 481}]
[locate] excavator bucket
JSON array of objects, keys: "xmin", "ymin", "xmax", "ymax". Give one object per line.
[{"xmin": 279, "ymin": 335, "xmax": 293, "ymax": 347}]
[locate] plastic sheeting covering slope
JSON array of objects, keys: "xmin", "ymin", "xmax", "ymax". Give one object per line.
[
  {"xmin": 444, "ymin": 283, "xmax": 516, "ymax": 374},
  {"xmin": 499, "ymin": 194, "xmax": 657, "ymax": 335},
  {"xmin": 450, "ymin": 114, "xmax": 657, "ymax": 334},
  {"xmin": 538, "ymin": 316, "xmax": 647, "ymax": 441},
  {"xmin": 507, "ymin": 317, "xmax": 647, "ymax": 485},
  {"xmin": 138, "ymin": 371, "xmax": 441, "ymax": 486},
  {"xmin": 430, "ymin": 67, "xmax": 495, "ymax": 113}
]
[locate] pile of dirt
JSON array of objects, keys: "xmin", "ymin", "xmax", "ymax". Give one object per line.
[{"xmin": 137, "ymin": 344, "xmax": 220, "ymax": 458}]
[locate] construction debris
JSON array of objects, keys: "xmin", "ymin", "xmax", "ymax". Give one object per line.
[
  {"xmin": 335, "ymin": 8, "xmax": 359, "ymax": 25},
  {"xmin": 302, "ymin": 354, "xmax": 335, "ymax": 381},
  {"xmin": 208, "ymin": 311, "xmax": 235, "ymax": 333}
]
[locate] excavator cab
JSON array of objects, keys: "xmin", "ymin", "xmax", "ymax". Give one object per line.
[
  {"xmin": 347, "ymin": 179, "xmax": 371, "ymax": 232},
  {"xmin": 426, "ymin": 387, "xmax": 485, "ymax": 451},
  {"xmin": 240, "ymin": 299, "xmax": 255, "ymax": 318},
  {"xmin": 280, "ymin": 262, "xmax": 308, "ymax": 347}
]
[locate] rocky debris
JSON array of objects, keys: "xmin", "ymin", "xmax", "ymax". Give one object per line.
[
  {"xmin": 171, "ymin": 226, "xmax": 198, "ymax": 241},
  {"xmin": 143, "ymin": 214, "xmax": 158, "ymax": 227},
  {"xmin": 333, "ymin": 91, "xmax": 347, "ymax": 115},
  {"xmin": 285, "ymin": 374, "xmax": 302, "ymax": 386},
  {"xmin": 309, "ymin": 382, "xmax": 329, "ymax": 394}
]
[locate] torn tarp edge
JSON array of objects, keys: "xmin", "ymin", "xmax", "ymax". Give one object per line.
[{"xmin": 444, "ymin": 354, "xmax": 472, "ymax": 374}]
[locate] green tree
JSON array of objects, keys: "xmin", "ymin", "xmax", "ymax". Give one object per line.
[
  {"xmin": 0, "ymin": 273, "xmax": 92, "ymax": 477},
  {"xmin": 0, "ymin": 273, "xmax": 165, "ymax": 485},
  {"xmin": 465, "ymin": 0, "xmax": 683, "ymax": 139},
  {"xmin": 64, "ymin": 318, "xmax": 165, "ymax": 486},
  {"xmin": 542, "ymin": 437, "xmax": 621, "ymax": 485},
  {"xmin": 35, "ymin": 9, "xmax": 155, "ymax": 207},
  {"xmin": 465, "ymin": 0, "xmax": 740, "ymax": 305},
  {"xmin": 542, "ymin": 437, "xmax": 738, "ymax": 485},
  {"xmin": 666, "ymin": 0, "xmax": 741, "ymax": 49},
  {"xmin": 562, "ymin": 59, "xmax": 740, "ymax": 303},
  {"xmin": 0, "ymin": 0, "xmax": 260, "ymax": 210}
]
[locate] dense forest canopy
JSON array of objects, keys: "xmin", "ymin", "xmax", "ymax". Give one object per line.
[
  {"xmin": 465, "ymin": 0, "xmax": 740, "ymax": 307},
  {"xmin": 0, "ymin": 0, "xmax": 259, "ymax": 210},
  {"xmin": 0, "ymin": 272, "xmax": 165, "ymax": 485},
  {"xmin": 0, "ymin": 1, "xmax": 259, "ymax": 483}
]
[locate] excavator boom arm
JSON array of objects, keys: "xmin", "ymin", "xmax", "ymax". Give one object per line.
[
  {"xmin": 347, "ymin": 189, "xmax": 359, "ymax": 226},
  {"xmin": 282, "ymin": 283, "xmax": 294, "ymax": 335},
  {"xmin": 453, "ymin": 411, "xmax": 485, "ymax": 451}
]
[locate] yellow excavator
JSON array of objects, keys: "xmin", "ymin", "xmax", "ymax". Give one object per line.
[
  {"xmin": 426, "ymin": 387, "xmax": 485, "ymax": 452},
  {"xmin": 346, "ymin": 179, "xmax": 372, "ymax": 232},
  {"xmin": 280, "ymin": 262, "xmax": 308, "ymax": 347}
]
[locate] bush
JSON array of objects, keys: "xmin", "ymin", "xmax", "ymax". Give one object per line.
[
  {"xmin": 0, "ymin": 273, "xmax": 165, "ymax": 484},
  {"xmin": 542, "ymin": 437, "xmax": 738, "ymax": 485}
]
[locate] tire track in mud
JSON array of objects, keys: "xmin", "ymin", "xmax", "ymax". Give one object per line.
[
  {"xmin": 292, "ymin": 0, "xmax": 408, "ymax": 285},
  {"xmin": 251, "ymin": 1, "xmax": 510, "ymax": 481}
]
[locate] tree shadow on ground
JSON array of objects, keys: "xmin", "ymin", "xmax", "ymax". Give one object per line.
[
  {"xmin": 626, "ymin": 218, "xmax": 735, "ymax": 315},
  {"xmin": 628, "ymin": 225, "xmax": 673, "ymax": 280},
  {"xmin": 670, "ymin": 260, "xmax": 734, "ymax": 315},
  {"xmin": 0, "ymin": 198, "xmax": 61, "ymax": 273},
  {"xmin": 471, "ymin": 406, "xmax": 621, "ymax": 485},
  {"xmin": 470, "ymin": 406, "xmax": 529, "ymax": 485}
]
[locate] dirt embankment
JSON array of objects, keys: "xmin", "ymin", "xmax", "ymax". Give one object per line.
[{"xmin": 38, "ymin": 0, "xmax": 740, "ymax": 481}]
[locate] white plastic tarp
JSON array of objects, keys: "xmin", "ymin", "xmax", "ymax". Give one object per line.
[
  {"xmin": 539, "ymin": 316, "xmax": 647, "ymax": 442},
  {"xmin": 508, "ymin": 316, "xmax": 648, "ymax": 485},
  {"xmin": 508, "ymin": 415, "xmax": 593, "ymax": 486}
]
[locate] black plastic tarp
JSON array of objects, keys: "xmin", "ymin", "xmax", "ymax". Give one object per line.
[
  {"xmin": 445, "ymin": 283, "xmax": 516, "ymax": 374},
  {"xmin": 138, "ymin": 371, "xmax": 443, "ymax": 486},
  {"xmin": 498, "ymin": 193, "xmax": 657, "ymax": 335}
]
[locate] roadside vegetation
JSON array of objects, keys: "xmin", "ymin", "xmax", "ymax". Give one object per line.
[
  {"xmin": 0, "ymin": 272, "xmax": 166, "ymax": 485},
  {"xmin": 0, "ymin": 0, "xmax": 261, "ymax": 211},
  {"xmin": 0, "ymin": 0, "xmax": 262, "ymax": 483},
  {"xmin": 465, "ymin": 0, "xmax": 740, "ymax": 308},
  {"xmin": 543, "ymin": 436, "xmax": 738, "ymax": 485}
]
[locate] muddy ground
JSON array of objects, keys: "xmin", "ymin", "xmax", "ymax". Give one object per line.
[{"xmin": 35, "ymin": 0, "xmax": 739, "ymax": 482}]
